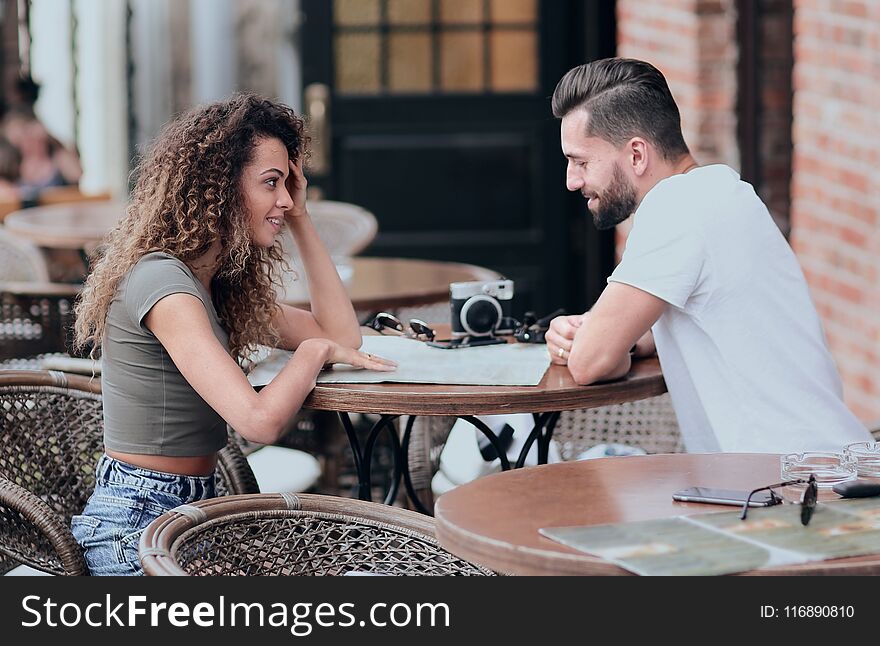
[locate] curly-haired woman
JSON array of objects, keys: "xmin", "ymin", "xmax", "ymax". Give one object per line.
[{"xmin": 71, "ymin": 94, "xmax": 395, "ymax": 575}]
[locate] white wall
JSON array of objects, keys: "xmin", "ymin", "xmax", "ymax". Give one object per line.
[
  {"xmin": 130, "ymin": 0, "xmax": 173, "ymax": 150},
  {"xmin": 27, "ymin": 0, "xmax": 305, "ymax": 197},
  {"xmin": 74, "ymin": 0, "xmax": 129, "ymax": 196},
  {"xmin": 190, "ymin": 0, "xmax": 237, "ymax": 104},
  {"xmin": 30, "ymin": 0, "xmax": 129, "ymax": 197},
  {"xmin": 30, "ymin": 0, "xmax": 75, "ymax": 146}
]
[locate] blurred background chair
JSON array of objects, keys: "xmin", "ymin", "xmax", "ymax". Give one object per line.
[
  {"xmin": 0, "ymin": 281, "xmax": 81, "ymax": 369},
  {"xmin": 279, "ymin": 199, "xmax": 378, "ymax": 261},
  {"xmin": 0, "ymin": 370, "xmax": 258, "ymax": 576},
  {"xmin": 0, "ymin": 229, "xmax": 49, "ymax": 282},
  {"xmin": 140, "ymin": 492, "xmax": 493, "ymax": 576},
  {"xmin": 405, "ymin": 393, "xmax": 682, "ymax": 513},
  {"xmin": 306, "ymin": 199, "xmax": 378, "ymax": 256}
]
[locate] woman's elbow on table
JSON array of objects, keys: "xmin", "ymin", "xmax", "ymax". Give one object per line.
[{"xmin": 231, "ymin": 408, "xmax": 289, "ymax": 445}]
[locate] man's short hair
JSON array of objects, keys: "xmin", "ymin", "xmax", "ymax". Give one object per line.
[{"xmin": 552, "ymin": 58, "xmax": 690, "ymax": 161}]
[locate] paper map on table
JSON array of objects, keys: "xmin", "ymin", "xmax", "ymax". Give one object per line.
[
  {"xmin": 540, "ymin": 497, "xmax": 880, "ymax": 575},
  {"xmin": 247, "ymin": 335, "xmax": 551, "ymax": 387}
]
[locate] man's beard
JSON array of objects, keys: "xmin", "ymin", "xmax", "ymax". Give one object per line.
[{"xmin": 589, "ymin": 164, "xmax": 638, "ymax": 231}]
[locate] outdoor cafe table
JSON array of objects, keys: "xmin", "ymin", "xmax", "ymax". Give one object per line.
[
  {"xmin": 433, "ymin": 453, "xmax": 880, "ymax": 575},
  {"xmin": 3, "ymin": 201, "xmax": 125, "ymax": 250},
  {"xmin": 298, "ymin": 353, "xmax": 666, "ymax": 514}
]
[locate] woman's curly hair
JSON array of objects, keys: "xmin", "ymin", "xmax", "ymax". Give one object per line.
[{"xmin": 75, "ymin": 93, "xmax": 307, "ymax": 362}]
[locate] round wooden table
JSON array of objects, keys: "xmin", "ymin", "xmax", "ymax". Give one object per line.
[
  {"xmin": 301, "ymin": 356, "xmax": 666, "ymax": 512},
  {"xmin": 434, "ymin": 453, "xmax": 880, "ymax": 575},
  {"xmin": 279, "ymin": 256, "xmax": 499, "ymax": 310},
  {"xmin": 3, "ymin": 201, "xmax": 124, "ymax": 250}
]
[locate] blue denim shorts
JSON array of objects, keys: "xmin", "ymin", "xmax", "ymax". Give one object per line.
[{"xmin": 71, "ymin": 454, "xmax": 216, "ymax": 576}]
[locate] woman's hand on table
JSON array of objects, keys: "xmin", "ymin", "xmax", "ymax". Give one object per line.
[{"xmin": 319, "ymin": 339, "xmax": 398, "ymax": 372}]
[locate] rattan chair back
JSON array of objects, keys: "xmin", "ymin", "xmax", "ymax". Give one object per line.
[
  {"xmin": 0, "ymin": 370, "xmax": 258, "ymax": 575},
  {"xmin": 141, "ymin": 492, "xmax": 493, "ymax": 576},
  {"xmin": 0, "ymin": 370, "xmax": 102, "ymax": 574},
  {"xmin": 553, "ymin": 392, "xmax": 683, "ymax": 460},
  {"xmin": 306, "ymin": 200, "xmax": 378, "ymax": 256},
  {"xmin": 280, "ymin": 200, "xmax": 378, "ymax": 260}
]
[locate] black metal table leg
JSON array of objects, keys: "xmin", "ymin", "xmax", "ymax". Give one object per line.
[
  {"xmin": 515, "ymin": 411, "xmax": 561, "ymax": 468},
  {"xmin": 338, "ymin": 412, "xmax": 402, "ymax": 503},
  {"xmin": 400, "ymin": 414, "xmax": 513, "ymax": 515}
]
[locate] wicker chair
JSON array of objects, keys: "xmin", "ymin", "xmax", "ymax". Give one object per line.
[
  {"xmin": 553, "ymin": 392, "xmax": 683, "ymax": 459},
  {"xmin": 305, "ymin": 199, "xmax": 378, "ymax": 256},
  {"xmin": 140, "ymin": 492, "xmax": 493, "ymax": 576},
  {"xmin": 0, "ymin": 229, "xmax": 50, "ymax": 281},
  {"xmin": 279, "ymin": 200, "xmax": 378, "ymax": 262},
  {"xmin": 0, "ymin": 370, "xmax": 258, "ymax": 575}
]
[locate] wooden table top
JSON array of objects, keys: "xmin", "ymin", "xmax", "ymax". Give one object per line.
[
  {"xmin": 279, "ymin": 256, "xmax": 499, "ymax": 310},
  {"xmin": 3, "ymin": 201, "xmax": 124, "ymax": 249},
  {"xmin": 434, "ymin": 453, "xmax": 880, "ymax": 576},
  {"xmin": 302, "ymin": 356, "xmax": 666, "ymax": 416}
]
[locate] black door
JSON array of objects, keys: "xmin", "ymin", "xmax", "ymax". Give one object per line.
[{"xmin": 301, "ymin": 0, "xmax": 615, "ymax": 314}]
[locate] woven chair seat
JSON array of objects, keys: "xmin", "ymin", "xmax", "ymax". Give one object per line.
[{"xmin": 141, "ymin": 493, "xmax": 493, "ymax": 576}]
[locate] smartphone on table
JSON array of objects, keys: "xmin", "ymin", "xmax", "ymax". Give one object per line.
[{"xmin": 672, "ymin": 486, "xmax": 780, "ymax": 507}]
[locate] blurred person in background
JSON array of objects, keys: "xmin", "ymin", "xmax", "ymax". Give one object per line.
[{"xmin": 2, "ymin": 110, "xmax": 82, "ymax": 199}]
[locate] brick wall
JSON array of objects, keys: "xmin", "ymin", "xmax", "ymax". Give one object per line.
[
  {"xmin": 790, "ymin": 0, "xmax": 880, "ymax": 424},
  {"xmin": 614, "ymin": 0, "xmax": 739, "ymax": 257}
]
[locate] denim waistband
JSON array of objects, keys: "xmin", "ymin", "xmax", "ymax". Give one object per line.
[{"xmin": 94, "ymin": 454, "xmax": 216, "ymax": 498}]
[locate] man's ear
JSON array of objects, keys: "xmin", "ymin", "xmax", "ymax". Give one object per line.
[{"xmin": 627, "ymin": 137, "xmax": 649, "ymax": 177}]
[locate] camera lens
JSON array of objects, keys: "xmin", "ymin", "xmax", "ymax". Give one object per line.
[{"xmin": 460, "ymin": 295, "xmax": 503, "ymax": 336}]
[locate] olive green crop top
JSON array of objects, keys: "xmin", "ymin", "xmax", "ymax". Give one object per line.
[{"xmin": 100, "ymin": 252, "xmax": 229, "ymax": 456}]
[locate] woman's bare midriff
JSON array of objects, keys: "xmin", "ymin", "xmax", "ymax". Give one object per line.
[{"xmin": 106, "ymin": 450, "xmax": 218, "ymax": 477}]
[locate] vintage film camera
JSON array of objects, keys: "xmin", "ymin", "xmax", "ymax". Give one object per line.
[{"xmin": 449, "ymin": 279, "xmax": 516, "ymax": 339}]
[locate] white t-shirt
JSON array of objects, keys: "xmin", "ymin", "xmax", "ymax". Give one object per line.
[{"xmin": 609, "ymin": 164, "xmax": 870, "ymax": 453}]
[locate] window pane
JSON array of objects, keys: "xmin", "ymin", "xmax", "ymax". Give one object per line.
[
  {"xmin": 335, "ymin": 33, "xmax": 381, "ymax": 94},
  {"xmin": 440, "ymin": 32, "xmax": 483, "ymax": 91},
  {"xmin": 389, "ymin": 33, "xmax": 432, "ymax": 93},
  {"xmin": 489, "ymin": 0, "xmax": 537, "ymax": 23},
  {"xmin": 388, "ymin": 0, "xmax": 431, "ymax": 25},
  {"xmin": 334, "ymin": 0, "xmax": 381, "ymax": 26},
  {"xmin": 439, "ymin": 0, "xmax": 483, "ymax": 24},
  {"xmin": 490, "ymin": 29, "xmax": 537, "ymax": 92}
]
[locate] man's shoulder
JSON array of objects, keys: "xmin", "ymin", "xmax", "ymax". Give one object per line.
[{"xmin": 635, "ymin": 165, "xmax": 745, "ymax": 230}]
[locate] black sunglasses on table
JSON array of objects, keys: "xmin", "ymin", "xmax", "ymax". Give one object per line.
[
  {"xmin": 740, "ymin": 474, "xmax": 818, "ymax": 526},
  {"xmin": 367, "ymin": 312, "xmax": 436, "ymax": 341}
]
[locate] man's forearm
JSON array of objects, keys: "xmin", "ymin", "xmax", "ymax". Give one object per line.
[
  {"xmin": 633, "ymin": 329, "xmax": 656, "ymax": 358},
  {"xmin": 568, "ymin": 348, "xmax": 632, "ymax": 385}
]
